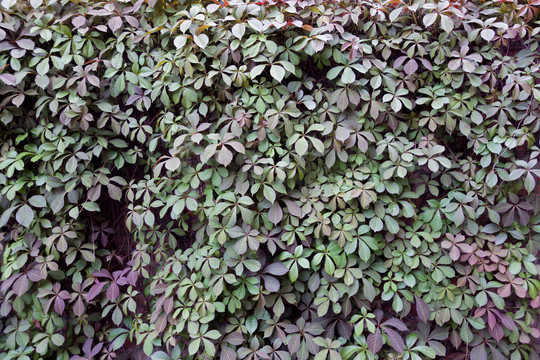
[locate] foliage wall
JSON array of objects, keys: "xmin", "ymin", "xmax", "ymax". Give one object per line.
[{"xmin": 1, "ymin": 0, "xmax": 540, "ymax": 359}]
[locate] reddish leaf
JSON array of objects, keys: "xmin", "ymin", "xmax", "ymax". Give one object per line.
[
  {"xmin": 490, "ymin": 324, "xmax": 503, "ymax": 342},
  {"xmin": 268, "ymin": 201, "xmax": 283, "ymax": 225},
  {"xmin": 498, "ymin": 284, "xmax": 511, "ymax": 298},
  {"xmin": 487, "ymin": 311, "xmax": 496, "ymax": 330},
  {"xmin": 163, "ymin": 296, "xmax": 174, "ymax": 314},
  {"xmin": 499, "ymin": 314, "xmax": 516, "ymax": 330},
  {"xmin": 154, "ymin": 313, "xmax": 168, "ymax": 333}
]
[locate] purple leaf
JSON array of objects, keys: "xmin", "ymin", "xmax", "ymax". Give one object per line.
[
  {"xmin": 382, "ymin": 318, "xmax": 408, "ymax": 331},
  {"xmin": 82, "ymin": 338, "xmax": 93, "ymax": 355},
  {"xmin": 490, "ymin": 324, "xmax": 503, "ymax": 342},
  {"xmin": 288, "ymin": 333, "xmax": 301, "ymax": 353},
  {"xmin": 0, "ymin": 74, "xmax": 16, "ymax": 85},
  {"xmin": 499, "ymin": 314, "xmax": 516, "ymax": 331},
  {"xmin": 385, "ymin": 327, "xmax": 405, "ymax": 353},
  {"xmin": 367, "ymin": 328, "xmax": 383, "ymax": 354},
  {"xmin": 126, "ymin": 271, "xmax": 138, "ymax": 286},
  {"xmin": 220, "ymin": 346, "xmax": 236, "ymax": 360},
  {"xmin": 91, "ymin": 342, "xmax": 103, "ymax": 357},
  {"xmin": 264, "ymin": 263, "xmax": 288, "ymax": 276},
  {"xmin": 13, "ymin": 275, "xmax": 29, "ymax": 296},
  {"xmin": 470, "ymin": 344, "xmax": 487, "ymax": 360},
  {"xmin": 262, "ymin": 275, "xmax": 280, "ymax": 292},
  {"xmin": 415, "ymin": 296, "xmax": 431, "ymax": 323},
  {"xmin": 73, "ymin": 298, "xmax": 85, "ymax": 316},
  {"xmin": 108, "ymin": 16, "xmax": 123, "ymax": 32},
  {"xmin": 224, "ymin": 331, "xmax": 244, "ymax": 346},
  {"xmin": 126, "ymin": 94, "xmax": 138, "ymax": 105},
  {"xmin": 268, "ymin": 201, "xmax": 283, "ymax": 225},
  {"xmin": 283, "ymin": 200, "xmax": 302, "ymax": 217},
  {"xmin": 93, "ymin": 269, "xmax": 112, "ymax": 279},
  {"xmin": 86, "ymin": 282, "xmax": 106, "ymax": 301},
  {"xmin": 106, "ymin": 283, "xmax": 120, "ymax": 300},
  {"xmin": 54, "ymin": 297, "xmax": 66, "ymax": 314}
]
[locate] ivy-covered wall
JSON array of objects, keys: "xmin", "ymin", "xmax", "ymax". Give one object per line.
[{"xmin": 0, "ymin": 0, "xmax": 540, "ymax": 359}]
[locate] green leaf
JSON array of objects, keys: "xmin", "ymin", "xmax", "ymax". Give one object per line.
[
  {"xmin": 414, "ymin": 346, "xmax": 436, "ymax": 359},
  {"xmin": 341, "ymin": 67, "xmax": 355, "ymax": 84},
  {"xmin": 310, "ymin": 137, "xmax": 325, "ymax": 154},
  {"xmin": 28, "ymin": 195, "xmax": 46, "ymax": 208},
  {"xmin": 384, "ymin": 216, "xmax": 399, "ymax": 234},
  {"xmin": 440, "ymin": 15, "xmax": 454, "ymax": 33},
  {"xmin": 189, "ymin": 338, "xmax": 201, "ymax": 356},
  {"xmin": 194, "ymin": 34, "xmax": 209, "ymax": 49},
  {"xmin": 0, "ymin": 207, "xmax": 15, "ymax": 228},
  {"xmin": 245, "ymin": 315, "xmax": 257, "ymax": 335},
  {"xmin": 295, "ymin": 137, "xmax": 309, "ymax": 156},
  {"xmin": 83, "ymin": 202, "xmax": 100, "ymax": 212},
  {"xmin": 16, "ymin": 204, "xmax": 34, "ymax": 228},
  {"xmin": 362, "ymin": 278, "xmax": 376, "ymax": 301},
  {"xmin": 270, "ymin": 65, "xmax": 286, "ymax": 82},
  {"xmin": 50, "ymin": 334, "xmax": 64, "ymax": 346},
  {"xmin": 423, "ymin": 13, "xmax": 438, "ymax": 27},
  {"xmin": 232, "ymin": 23, "xmax": 246, "ymax": 39}
]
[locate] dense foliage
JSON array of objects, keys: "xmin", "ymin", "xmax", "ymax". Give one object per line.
[{"xmin": 1, "ymin": 0, "xmax": 540, "ymax": 359}]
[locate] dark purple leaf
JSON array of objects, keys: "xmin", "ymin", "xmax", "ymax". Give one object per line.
[
  {"xmin": 367, "ymin": 328, "xmax": 383, "ymax": 354},
  {"xmin": 385, "ymin": 327, "xmax": 405, "ymax": 353},
  {"xmin": 13, "ymin": 275, "xmax": 29, "ymax": 296},
  {"xmin": 382, "ymin": 318, "xmax": 408, "ymax": 331},
  {"xmin": 415, "ymin": 296, "xmax": 431, "ymax": 323},
  {"xmin": 264, "ymin": 263, "xmax": 288, "ymax": 275},
  {"xmin": 470, "ymin": 344, "xmax": 487, "ymax": 360},
  {"xmin": 262, "ymin": 275, "xmax": 280, "ymax": 292}
]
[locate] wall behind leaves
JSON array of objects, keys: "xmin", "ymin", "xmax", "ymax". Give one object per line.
[{"xmin": 0, "ymin": 0, "xmax": 540, "ymax": 359}]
